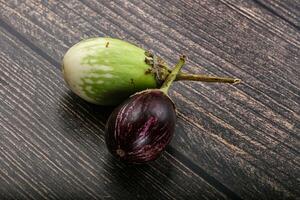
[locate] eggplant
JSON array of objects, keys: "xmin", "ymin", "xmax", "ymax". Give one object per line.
[
  {"xmin": 105, "ymin": 89, "xmax": 176, "ymax": 163},
  {"xmin": 62, "ymin": 37, "xmax": 240, "ymax": 105}
]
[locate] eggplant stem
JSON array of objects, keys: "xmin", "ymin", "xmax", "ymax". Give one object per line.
[
  {"xmin": 176, "ymin": 73, "xmax": 241, "ymax": 84},
  {"xmin": 160, "ymin": 55, "xmax": 186, "ymax": 94}
]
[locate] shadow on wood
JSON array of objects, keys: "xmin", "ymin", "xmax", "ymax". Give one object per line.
[
  {"xmin": 102, "ymin": 154, "xmax": 174, "ymax": 199},
  {"xmin": 61, "ymin": 91, "xmax": 115, "ymax": 122}
]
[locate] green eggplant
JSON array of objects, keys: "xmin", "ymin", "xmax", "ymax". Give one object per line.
[{"xmin": 62, "ymin": 37, "xmax": 240, "ymax": 105}]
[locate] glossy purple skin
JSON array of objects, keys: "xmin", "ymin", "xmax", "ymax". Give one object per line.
[{"xmin": 105, "ymin": 89, "xmax": 176, "ymax": 164}]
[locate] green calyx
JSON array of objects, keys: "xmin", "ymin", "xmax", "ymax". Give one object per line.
[{"xmin": 160, "ymin": 55, "xmax": 186, "ymax": 94}]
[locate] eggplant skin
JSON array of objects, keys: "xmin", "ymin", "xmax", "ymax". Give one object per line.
[
  {"xmin": 62, "ymin": 37, "xmax": 158, "ymax": 105},
  {"xmin": 105, "ymin": 89, "xmax": 176, "ymax": 164}
]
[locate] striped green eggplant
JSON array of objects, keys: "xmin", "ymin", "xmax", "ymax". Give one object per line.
[{"xmin": 62, "ymin": 37, "xmax": 240, "ymax": 105}]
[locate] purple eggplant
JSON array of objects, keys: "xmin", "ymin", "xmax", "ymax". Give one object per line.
[
  {"xmin": 105, "ymin": 56, "xmax": 186, "ymax": 164},
  {"xmin": 105, "ymin": 89, "xmax": 176, "ymax": 163}
]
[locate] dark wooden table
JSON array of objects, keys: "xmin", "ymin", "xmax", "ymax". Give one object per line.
[{"xmin": 1, "ymin": 0, "xmax": 299, "ymax": 199}]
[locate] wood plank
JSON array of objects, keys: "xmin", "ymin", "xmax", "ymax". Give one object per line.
[
  {"xmin": 1, "ymin": 0, "xmax": 299, "ymax": 199},
  {"xmin": 251, "ymin": 0, "xmax": 300, "ymax": 29},
  {"xmin": 0, "ymin": 26, "xmax": 228, "ymax": 199},
  {"xmin": 220, "ymin": 0, "xmax": 300, "ymax": 45}
]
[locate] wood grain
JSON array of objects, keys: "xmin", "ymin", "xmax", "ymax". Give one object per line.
[
  {"xmin": 0, "ymin": 0, "xmax": 299, "ymax": 199},
  {"xmin": 0, "ymin": 26, "xmax": 227, "ymax": 200},
  {"xmin": 252, "ymin": 0, "xmax": 300, "ymax": 29}
]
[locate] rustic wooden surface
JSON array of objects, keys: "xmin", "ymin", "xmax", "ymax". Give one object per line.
[{"xmin": 0, "ymin": 0, "xmax": 299, "ymax": 199}]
